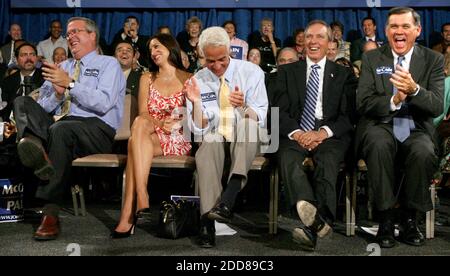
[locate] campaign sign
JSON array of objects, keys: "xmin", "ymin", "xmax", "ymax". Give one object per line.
[{"xmin": 0, "ymin": 179, "xmax": 24, "ymax": 223}]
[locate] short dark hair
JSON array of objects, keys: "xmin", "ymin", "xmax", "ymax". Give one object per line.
[
  {"xmin": 293, "ymin": 28, "xmax": 305, "ymax": 38},
  {"xmin": 386, "ymin": 7, "xmax": 421, "ymax": 27},
  {"xmin": 362, "ymin": 17, "xmax": 376, "ymax": 26},
  {"xmin": 14, "ymin": 42, "xmax": 37, "ymax": 58},
  {"xmin": 330, "ymin": 21, "xmax": 344, "ymax": 33},
  {"xmin": 146, "ymin": 33, "xmax": 186, "ymax": 73},
  {"xmin": 125, "ymin": 16, "xmax": 139, "ymax": 25},
  {"xmin": 222, "ymin": 20, "xmax": 237, "ymax": 34},
  {"xmin": 442, "ymin": 22, "xmax": 450, "ymax": 33},
  {"xmin": 113, "ymin": 40, "xmax": 136, "ymax": 56}
]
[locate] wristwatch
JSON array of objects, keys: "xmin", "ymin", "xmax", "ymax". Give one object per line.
[{"xmin": 67, "ymin": 79, "xmax": 75, "ymax": 90}]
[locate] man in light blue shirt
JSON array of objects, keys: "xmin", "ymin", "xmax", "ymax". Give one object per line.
[
  {"xmin": 185, "ymin": 26, "xmax": 268, "ymax": 248},
  {"xmin": 13, "ymin": 17, "xmax": 125, "ymax": 241}
]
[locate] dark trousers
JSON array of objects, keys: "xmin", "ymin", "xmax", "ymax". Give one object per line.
[
  {"xmin": 13, "ymin": 96, "xmax": 115, "ymax": 204},
  {"xmin": 361, "ymin": 124, "xmax": 436, "ymax": 213},
  {"xmin": 277, "ymin": 137, "xmax": 348, "ymax": 221}
]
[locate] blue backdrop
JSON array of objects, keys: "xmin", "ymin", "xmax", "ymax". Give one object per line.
[{"xmin": 2, "ymin": 0, "xmax": 450, "ymax": 48}]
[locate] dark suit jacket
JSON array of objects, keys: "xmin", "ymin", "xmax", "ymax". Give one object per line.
[
  {"xmin": 0, "ymin": 42, "xmax": 13, "ymax": 65},
  {"xmin": 356, "ymin": 44, "xmax": 445, "ymax": 152},
  {"xmin": 274, "ymin": 59, "xmax": 354, "ymax": 142},
  {"xmin": 0, "ymin": 69, "xmax": 44, "ymax": 122},
  {"xmin": 126, "ymin": 69, "xmax": 141, "ymax": 98},
  {"xmin": 350, "ymin": 37, "xmax": 384, "ymax": 63}
]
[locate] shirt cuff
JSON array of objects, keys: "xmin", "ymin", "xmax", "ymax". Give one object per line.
[
  {"xmin": 411, "ymin": 84, "xmax": 420, "ymax": 97},
  {"xmin": 288, "ymin": 129, "xmax": 302, "ymax": 140},
  {"xmin": 319, "ymin": 126, "xmax": 333, "ymax": 138},
  {"xmin": 390, "ymin": 96, "xmax": 402, "ymax": 111}
]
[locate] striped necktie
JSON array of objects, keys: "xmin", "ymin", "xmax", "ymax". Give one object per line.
[
  {"xmin": 59, "ymin": 60, "xmax": 80, "ymax": 119},
  {"xmin": 299, "ymin": 64, "xmax": 320, "ymax": 131}
]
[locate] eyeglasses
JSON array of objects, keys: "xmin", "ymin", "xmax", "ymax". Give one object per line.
[{"xmin": 65, "ymin": 28, "xmax": 88, "ymax": 38}]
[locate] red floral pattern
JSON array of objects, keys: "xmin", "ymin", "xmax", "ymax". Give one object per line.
[{"xmin": 147, "ymin": 78, "xmax": 191, "ymax": 156}]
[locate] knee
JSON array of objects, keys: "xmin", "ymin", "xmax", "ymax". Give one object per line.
[
  {"xmin": 364, "ymin": 131, "xmax": 394, "ymax": 154},
  {"xmin": 49, "ymin": 122, "xmax": 69, "ymax": 139},
  {"xmin": 409, "ymin": 145, "xmax": 437, "ymax": 164},
  {"xmin": 131, "ymin": 115, "xmax": 154, "ymax": 136}
]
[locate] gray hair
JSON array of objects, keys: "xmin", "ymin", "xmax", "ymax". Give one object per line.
[
  {"xmin": 386, "ymin": 7, "xmax": 421, "ymax": 27},
  {"xmin": 305, "ymin": 20, "xmax": 333, "ymax": 41},
  {"xmin": 67, "ymin": 17, "xmax": 99, "ymax": 46},
  {"xmin": 198, "ymin": 26, "xmax": 230, "ymax": 56}
]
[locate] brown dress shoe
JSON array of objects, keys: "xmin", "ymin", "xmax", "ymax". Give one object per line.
[{"xmin": 34, "ymin": 215, "xmax": 60, "ymax": 241}]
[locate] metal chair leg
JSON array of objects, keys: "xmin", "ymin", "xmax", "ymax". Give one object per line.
[
  {"xmin": 71, "ymin": 186, "xmax": 79, "ymax": 216},
  {"xmin": 426, "ymin": 183, "xmax": 436, "ymax": 239}
]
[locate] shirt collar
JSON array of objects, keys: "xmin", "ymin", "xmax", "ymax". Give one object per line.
[
  {"xmin": 77, "ymin": 50, "xmax": 98, "ymax": 67},
  {"xmin": 391, "ymin": 46, "xmax": 414, "ymax": 64},
  {"xmin": 20, "ymin": 70, "xmax": 36, "ymax": 82},
  {"xmin": 365, "ymin": 35, "xmax": 376, "ymax": 41},
  {"xmin": 306, "ymin": 56, "xmax": 327, "ymax": 69}
]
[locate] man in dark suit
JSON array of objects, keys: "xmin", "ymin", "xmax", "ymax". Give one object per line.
[
  {"xmin": 1, "ymin": 24, "xmax": 23, "ymax": 67},
  {"xmin": 111, "ymin": 16, "xmax": 149, "ymax": 69},
  {"xmin": 350, "ymin": 17, "xmax": 383, "ymax": 63},
  {"xmin": 0, "ymin": 42, "xmax": 44, "ymax": 122},
  {"xmin": 113, "ymin": 41, "xmax": 141, "ymax": 98},
  {"xmin": 274, "ymin": 20, "xmax": 355, "ymax": 251},
  {"xmin": 356, "ymin": 7, "xmax": 445, "ymax": 248}
]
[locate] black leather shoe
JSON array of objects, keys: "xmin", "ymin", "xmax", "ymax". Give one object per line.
[
  {"xmin": 207, "ymin": 203, "xmax": 233, "ymax": 223},
  {"xmin": 198, "ymin": 224, "xmax": 215, "ymax": 248},
  {"xmin": 399, "ymin": 218, "xmax": 425, "ymax": 246},
  {"xmin": 296, "ymin": 200, "xmax": 332, "ymax": 238},
  {"xmin": 17, "ymin": 137, "xmax": 55, "ymax": 181},
  {"xmin": 292, "ymin": 224, "xmax": 317, "ymax": 251},
  {"xmin": 376, "ymin": 220, "xmax": 396, "ymax": 248}
]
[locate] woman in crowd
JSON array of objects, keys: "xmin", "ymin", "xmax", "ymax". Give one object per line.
[{"xmin": 112, "ymin": 33, "xmax": 192, "ymax": 238}]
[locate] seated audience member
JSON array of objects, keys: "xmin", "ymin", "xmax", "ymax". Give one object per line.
[
  {"xmin": 111, "ymin": 16, "xmax": 150, "ymax": 68},
  {"xmin": 292, "ymin": 28, "xmax": 306, "ymax": 60},
  {"xmin": 274, "ymin": 20, "xmax": 354, "ymax": 251},
  {"xmin": 0, "ymin": 42, "xmax": 44, "ymax": 123},
  {"xmin": 14, "ymin": 17, "xmax": 126, "ymax": 241},
  {"xmin": 247, "ymin": 48, "xmax": 262, "ymax": 67},
  {"xmin": 248, "ymin": 18, "xmax": 281, "ymax": 73},
  {"xmin": 350, "ymin": 17, "xmax": 383, "ymax": 63},
  {"xmin": 353, "ymin": 40, "xmax": 379, "ymax": 70},
  {"xmin": 52, "ymin": 47, "xmax": 67, "ymax": 65},
  {"xmin": 177, "ymin": 16, "xmax": 203, "ymax": 73},
  {"xmin": 112, "ymin": 33, "xmax": 192, "ymax": 238},
  {"xmin": 37, "ymin": 20, "xmax": 68, "ymax": 64},
  {"xmin": 356, "ymin": 7, "xmax": 444, "ymax": 248},
  {"xmin": 114, "ymin": 41, "xmax": 142, "ymax": 98},
  {"xmin": 326, "ymin": 39, "xmax": 339, "ymax": 61},
  {"xmin": 1, "ymin": 23, "xmax": 23, "ymax": 67},
  {"xmin": 330, "ymin": 21, "xmax": 351, "ymax": 61},
  {"xmin": 432, "ymin": 22, "xmax": 450, "ymax": 55},
  {"xmin": 185, "ymin": 27, "xmax": 268, "ymax": 248},
  {"xmin": 223, "ymin": 20, "xmax": 249, "ymax": 60}
]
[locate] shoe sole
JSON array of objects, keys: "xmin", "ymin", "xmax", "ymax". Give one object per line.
[
  {"xmin": 296, "ymin": 200, "xmax": 332, "ymax": 238},
  {"xmin": 292, "ymin": 228, "xmax": 315, "ymax": 251},
  {"xmin": 33, "ymin": 233, "xmax": 59, "ymax": 241},
  {"xmin": 17, "ymin": 139, "xmax": 55, "ymax": 181},
  {"xmin": 207, "ymin": 212, "xmax": 231, "ymax": 224}
]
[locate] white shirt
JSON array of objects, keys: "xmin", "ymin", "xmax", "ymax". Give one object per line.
[
  {"xmin": 390, "ymin": 46, "xmax": 420, "ymax": 111},
  {"xmin": 187, "ymin": 58, "xmax": 268, "ymax": 136},
  {"xmin": 37, "ymin": 36, "xmax": 68, "ymax": 64},
  {"xmin": 288, "ymin": 56, "xmax": 333, "ymax": 139}
]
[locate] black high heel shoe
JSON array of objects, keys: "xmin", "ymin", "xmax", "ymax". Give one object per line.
[
  {"xmin": 136, "ymin": 208, "xmax": 151, "ymax": 219},
  {"xmin": 110, "ymin": 217, "xmax": 137, "ymax": 239}
]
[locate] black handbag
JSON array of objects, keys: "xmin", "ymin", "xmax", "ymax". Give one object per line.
[{"xmin": 157, "ymin": 199, "xmax": 200, "ymax": 239}]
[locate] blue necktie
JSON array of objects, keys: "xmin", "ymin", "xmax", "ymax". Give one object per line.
[
  {"xmin": 299, "ymin": 64, "xmax": 320, "ymax": 131},
  {"xmin": 393, "ymin": 56, "xmax": 415, "ymax": 142}
]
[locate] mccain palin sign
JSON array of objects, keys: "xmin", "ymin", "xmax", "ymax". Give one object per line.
[
  {"xmin": 11, "ymin": 0, "xmax": 450, "ymax": 8},
  {"xmin": 0, "ymin": 179, "xmax": 24, "ymax": 223}
]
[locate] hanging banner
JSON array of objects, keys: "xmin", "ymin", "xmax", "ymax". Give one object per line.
[{"xmin": 10, "ymin": 0, "xmax": 450, "ymax": 9}]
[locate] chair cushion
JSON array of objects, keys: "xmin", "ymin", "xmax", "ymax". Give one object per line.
[
  {"xmin": 72, "ymin": 154, "xmax": 127, "ymax": 167},
  {"xmin": 152, "ymin": 156, "xmax": 196, "ymax": 169}
]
